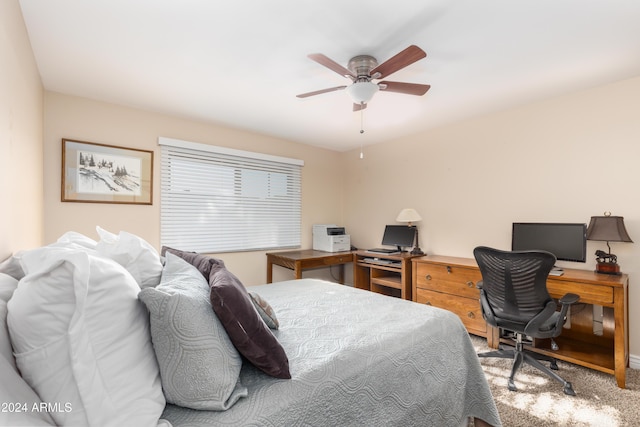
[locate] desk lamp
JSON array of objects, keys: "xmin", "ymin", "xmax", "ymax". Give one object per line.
[
  {"xmin": 586, "ymin": 212, "xmax": 633, "ymax": 275},
  {"xmin": 396, "ymin": 208, "xmax": 425, "ymax": 255}
]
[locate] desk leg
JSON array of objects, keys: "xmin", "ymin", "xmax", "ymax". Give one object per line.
[
  {"xmin": 338, "ymin": 264, "xmax": 345, "ymax": 284},
  {"xmin": 294, "ymin": 261, "xmax": 303, "ymax": 280},
  {"xmin": 614, "ymin": 286, "xmax": 627, "ymax": 388},
  {"xmin": 266, "ymin": 257, "xmax": 274, "ymax": 284}
]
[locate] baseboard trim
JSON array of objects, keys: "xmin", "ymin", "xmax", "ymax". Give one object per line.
[{"xmin": 629, "ymin": 353, "xmax": 640, "ymax": 370}]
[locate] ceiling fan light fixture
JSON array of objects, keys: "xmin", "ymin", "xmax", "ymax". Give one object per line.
[{"xmin": 346, "ymin": 81, "xmax": 379, "ymax": 104}]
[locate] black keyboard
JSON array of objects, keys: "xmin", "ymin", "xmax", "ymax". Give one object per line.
[{"xmin": 366, "ymin": 248, "xmax": 398, "ymax": 254}]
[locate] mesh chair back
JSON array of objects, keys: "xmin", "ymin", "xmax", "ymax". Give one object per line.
[{"xmin": 473, "ymin": 246, "xmax": 556, "ymax": 323}]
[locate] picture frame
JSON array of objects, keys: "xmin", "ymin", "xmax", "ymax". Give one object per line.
[{"xmin": 62, "ymin": 139, "xmax": 153, "ymax": 204}]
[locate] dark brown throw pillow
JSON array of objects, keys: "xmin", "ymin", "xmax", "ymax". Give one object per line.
[
  {"xmin": 161, "ymin": 246, "xmax": 226, "ymax": 279},
  {"xmin": 209, "ymin": 267, "xmax": 291, "ymax": 379}
]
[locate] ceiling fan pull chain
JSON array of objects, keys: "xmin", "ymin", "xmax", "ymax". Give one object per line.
[{"xmin": 359, "ymin": 104, "xmax": 365, "ymax": 159}]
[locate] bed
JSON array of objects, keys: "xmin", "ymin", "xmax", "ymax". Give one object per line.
[
  {"xmin": 0, "ymin": 230, "xmax": 501, "ymax": 427},
  {"xmin": 161, "ymin": 278, "xmax": 501, "ymax": 427}
]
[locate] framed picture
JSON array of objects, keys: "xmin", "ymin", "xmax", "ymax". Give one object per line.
[{"xmin": 62, "ymin": 139, "xmax": 153, "ymax": 204}]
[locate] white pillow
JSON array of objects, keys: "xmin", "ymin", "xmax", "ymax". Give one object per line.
[
  {"xmin": 0, "ymin": 358, "xmax": 56, "ymax": 426},
  {"xmin": 139, "ymin": 253, "xmax": 247, "ymax": 410},
  {"xmin": 0, "ymin": 232, "xmax": 97, "ymax": 282},
  {"xmin": 56, "ymin": 231, "xmax": 98, "ymax": 250},
  {"xmin": 0, "ymin": 273, "xmax": 19, "ymax": 370},
  {"xmin": 7, "ymin": 246, "xmax": 165, "ymax": 427},
  {"xmin": 0, "ymin": 273, "xmax": 55, "ymax": 427},
  {"xmin": 0, "ymin": 253, "xmax": 25, "ymax": 280},
  {"xmin": 95, "ymin": 226, "xmax": 163, "ymax": 288}
]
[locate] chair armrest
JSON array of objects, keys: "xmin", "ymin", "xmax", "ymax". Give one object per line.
[
  {"xmin": 551, "ymin": 293, "xmax": 581, "ymax": 334},
  {"xmin": 559, "ymin": 293, "xmax": 580, "ymax": 305}
]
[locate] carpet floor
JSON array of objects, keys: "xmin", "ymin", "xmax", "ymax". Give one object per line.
[{"xmin": 469, "ymin": 335, "xmax": 640, "ymax": 427}]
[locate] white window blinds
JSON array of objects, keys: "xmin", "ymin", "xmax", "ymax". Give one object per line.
[{"xmin": 159, "ymin": 137, "xmax": 303, "ymax": 253}]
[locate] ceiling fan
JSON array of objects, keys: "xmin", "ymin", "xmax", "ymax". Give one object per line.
[{"xmin": 296, "ymin": 45, "xmax": 430, "ymax": 111}]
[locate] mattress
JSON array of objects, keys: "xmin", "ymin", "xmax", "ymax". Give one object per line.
[{"xmin": 161, "ymin": 278, "xmax": 501, "ymax": 426}]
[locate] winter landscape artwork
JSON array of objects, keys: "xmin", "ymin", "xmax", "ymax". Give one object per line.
[
  {"xmin": 76, "ymin": 150, "xmax": 141, "ymax": 195},
  {"xmin": 62, "ymin": 139, "xmax": 153, "ymax": 204}
]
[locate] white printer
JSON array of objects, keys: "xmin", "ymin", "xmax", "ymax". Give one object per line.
[{"xmin": 312, "ymin": 224, "xmax": 351, "ymax": 252}]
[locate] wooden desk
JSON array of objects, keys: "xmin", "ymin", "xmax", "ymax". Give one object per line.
[
  {"xmin": 412, "ymin": 255, "xmax": 629, "ymax": 388},
  {"xmin": 536, "ymin": 268, "xmax": 629, "ymax": 388},
  {"xmin": 266, "ymin": 250, "xmax": 354, "ymax": 283}
]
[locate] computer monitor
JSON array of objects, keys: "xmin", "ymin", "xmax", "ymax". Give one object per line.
[
  {"xmin": 511, "ymin": 222, "xmax": 587, "ymax": 263},
  {"xmin": 381, "ymin": 225, "xmax": 416, "ymax": 252}
]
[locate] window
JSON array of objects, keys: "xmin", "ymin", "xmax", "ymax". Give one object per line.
[{"xmin": 159, "ymin": 137, "xmax": 303, "ymax": 253}]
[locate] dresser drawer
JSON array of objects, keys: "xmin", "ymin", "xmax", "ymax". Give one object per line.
[
  {"xmin": 416, "ymin": 288, "xmax": 486, "ymax": 335},
  {"xmin": 414, "ymin": 263, "xmax": 482, "ymax": 299}
]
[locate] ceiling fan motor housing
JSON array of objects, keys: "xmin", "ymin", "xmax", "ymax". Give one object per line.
[{"xmin": 348, "ymin": 55, "xmax": 378, "ymax": 81}]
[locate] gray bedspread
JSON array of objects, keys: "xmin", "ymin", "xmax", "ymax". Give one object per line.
[{"xmin": 161, "ymin": 279, "xmax": 501, "ymax": 427}]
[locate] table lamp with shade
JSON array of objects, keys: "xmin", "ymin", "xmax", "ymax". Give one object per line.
[
  {"xmin": 586, "ymin": 212, "xmax": 633, "ymax": 275},
  {"xmin": 396, "ymin": 208, "xmax": 425, "ymax": 255}
]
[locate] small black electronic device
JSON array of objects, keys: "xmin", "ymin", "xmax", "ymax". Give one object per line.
[{"xmin": 511, "ymin": 222, "xmax": 587, "ymax": 263}]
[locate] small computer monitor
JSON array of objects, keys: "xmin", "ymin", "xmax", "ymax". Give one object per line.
[{"xmin": 381, "ymin": 225, "xmax": 416, "ymax": 252}]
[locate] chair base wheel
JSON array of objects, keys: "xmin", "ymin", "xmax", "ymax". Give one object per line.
[
  {"xmin": 478, "ymin": 339, "xmax": 577, "ymax": 396},
  {"xmin": 563, "ymin": 382, "xmax": 576, "ymax": 396}
]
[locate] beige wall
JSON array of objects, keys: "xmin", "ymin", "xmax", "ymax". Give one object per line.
[
  {"xmin": 0, "ymin": 0, "xmax": 44, "ymax": 260},
  {"xmin": 342, "ymin": 75, "xmax": 640, "ymax": 356},
  {"xmin": 43, "ymin": 92, "xmax": 344, "ymax": 285}
]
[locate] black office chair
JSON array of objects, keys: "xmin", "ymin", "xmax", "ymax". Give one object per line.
[{"xmin": 473, "ymin": 246, "xmax": 580, "ymax": 395}]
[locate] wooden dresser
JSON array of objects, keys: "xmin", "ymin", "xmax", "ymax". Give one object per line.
[
  {"xmin": 412, "ymin": 255, "xmax": 487, "ymax": 337},
  {"xmin": 412, "ymin": 254, "xmax": 629, "ymax": 388}
]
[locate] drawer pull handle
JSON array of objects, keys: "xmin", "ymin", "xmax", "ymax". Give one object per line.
[
  {"xmin": 467, "ymin": 312, "xmax": 475, "ymax": 319},
  {"xmin": 466, "ymin": 281, "xmax": 474, "ymax": 288},
  {"xmin": 446, "ymin": 266, "xmax": 452, "ymax": 274},
  {"xmin": 425, "ymin": 274, "xmax": 432, "ymax": 280}
]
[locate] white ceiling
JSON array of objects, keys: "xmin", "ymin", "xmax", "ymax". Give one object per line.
[{"xmin": 19, "ymin": 0, "xmax": 640, "ymax": 152}]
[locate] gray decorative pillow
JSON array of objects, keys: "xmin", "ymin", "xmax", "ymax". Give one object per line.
[
  {"xmin": 138, "ymin": 253, "xmax": 247, "ymax": 410},
  {"xmin": 249, "ymin": 291, "xmax": 279, "ymax": 329}
]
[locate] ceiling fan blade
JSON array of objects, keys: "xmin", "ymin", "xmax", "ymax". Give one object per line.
[
  {"xmin": 308, "ymin": 53, "xmax": 354, "ymax": 78},
  {"xmin": 379, "ymin": 81, "xmax": 431, "ymax": 96},
  {"xmin": 353, "ymin": 102, "xmax": 367, "ymax": 112},
  {"xmin": 296, "ymin": 86, "xmax": 347, "ymax": 98},
  {"xmin": 370, "ymin": 45, "xmax": 426, "ymax": 79}
]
